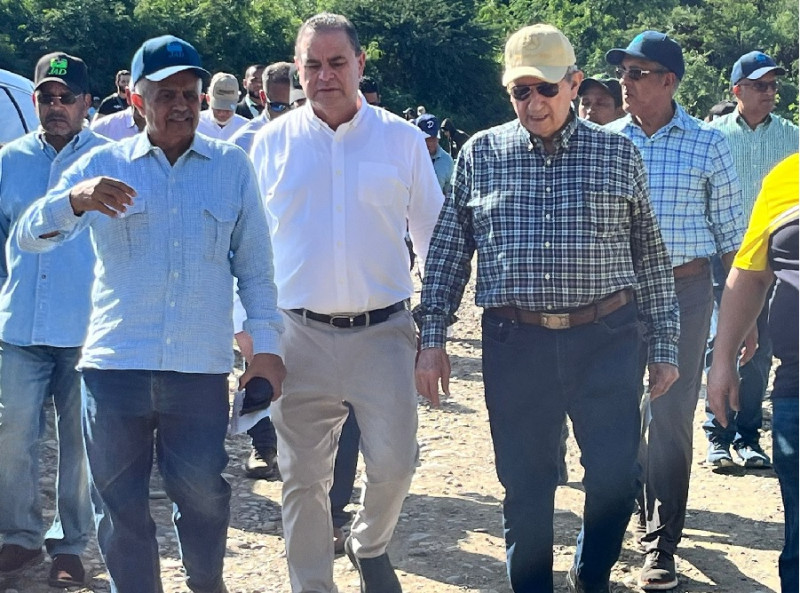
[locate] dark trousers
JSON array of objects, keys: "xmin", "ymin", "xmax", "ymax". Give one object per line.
[
  {"xmin": 773, "ymin": 397, "xmax": 799, "ymax": 593},
  {"xmin": 704, "ymin": 255, "xmax": 773, "ymax": 446},
  {"xmin": 481, "ymin": 302, "xmax": 642, "ymax": 592},
  {"xmin": 640, "ymin": 272, "xmax": 713, "ymax": 554},
  {"xmin": 330, "ymin": 403, "xmax": 361, "ymax": 529}
]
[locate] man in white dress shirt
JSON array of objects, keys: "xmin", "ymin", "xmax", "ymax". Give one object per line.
[
  {"xmin": 197, "ymin": 72, "xmax": 248, "ymax": 141},
  {"xmin": 250, "ymin": 12, "xmax": 443, "ymax": 593}
]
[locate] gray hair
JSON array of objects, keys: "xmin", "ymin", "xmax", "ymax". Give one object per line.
[
  {"xmin": 295, "ymin": 13, "xmax": 361, "ymax": 57},
  {"xmin": 133, "ymin": 76, "xmax": 203, "ymax": 98}
]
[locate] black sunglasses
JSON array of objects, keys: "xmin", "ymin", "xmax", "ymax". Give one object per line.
[
  {"xmin": 267, "ymin": 101, "xmax": 290, "ymax": 113},
  {"xmin": 36, "ymin": 92, "xmax": 79, "ymax": 106},
  {"xmin": 615, "ymin": 66, "xmax": 669, "ymax": 81},
  {"xmin": 737, "ymin": 80, "xmax": 780, "ymax": 93},
  {"xmin": 509, "ymin": 81, "xmax": 561, "ymax": 101}
]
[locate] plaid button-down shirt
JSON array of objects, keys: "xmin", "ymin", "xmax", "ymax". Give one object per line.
[{"xmin": 417, "ymin": 114, "xmax": 679, "ymax": 365}]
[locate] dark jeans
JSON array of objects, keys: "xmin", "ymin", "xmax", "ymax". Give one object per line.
[
  {"xmin": 773, "ymin": 397, "xmax": 799, "ymax": 593},
  {"xmin": 704, "ymin": 255, "xmax": 773, "ymax": 447},
  {"xmin": 82, "ymin": 370, "xmax": 231, "ymax": 593},
  {"xmin": 330, "ymin": 403, "xmax": 361, "ymax": 529},
  {"xmin": 248, "ymin": 416, "xmax": 278, "ymax": 451},
  {"xmin": 482, "ymin": 302, "xmax": 642, "ymax": 592}
]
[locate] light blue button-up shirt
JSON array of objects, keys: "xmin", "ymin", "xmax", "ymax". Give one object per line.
[
  {"xmin": 0, "ymin": 129, "xmax": 107, "ymax": 347},
  {"xmin": 606, "ymin": 104, "xmax": 745, "ymax": 266},
  {"xmin": 710, "ymin": 111, "xmax": 799, "ymax": 219},
  {"xmin": 231, "ymin": 111, "xmax": 270, "ymax": 155},
  {"xmin": 16, "ymin": 132, "xmax": 283, "ymax": 373}
]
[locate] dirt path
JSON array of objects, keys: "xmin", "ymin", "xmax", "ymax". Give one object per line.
[{"xmin": 4, "ymin": 274, "xmax": 784, "ymax": 593}]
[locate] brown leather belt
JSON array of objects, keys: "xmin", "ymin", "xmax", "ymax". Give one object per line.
[
  {"xmin": 487, "ymin": 288, "xmax": 633, "ymax": 330},
  {"xmin": 673, "ymin": 257, "xmax": 709, "ymax": 279}
]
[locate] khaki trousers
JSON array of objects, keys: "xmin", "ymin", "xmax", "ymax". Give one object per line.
[{"xmin": 273, "ymin": 308, "xmax": 419, "ymax": 593}]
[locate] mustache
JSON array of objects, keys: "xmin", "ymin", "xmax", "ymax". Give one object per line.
[{"xmin": 44, "ymin": 114, "xmax": 68, "ymax": 124}]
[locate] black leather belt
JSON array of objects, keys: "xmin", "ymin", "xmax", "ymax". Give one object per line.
[{"xmin": 290, "ymin": 301, "xmax": 406, "ymax": 328}]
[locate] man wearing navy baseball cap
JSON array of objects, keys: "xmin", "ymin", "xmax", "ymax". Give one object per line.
[
  {"xmin": 15, "ymin": 35, "xmax": 286, "ymax": 593},
  {"xmin": 414, "ymin": 113, "xmax": 454, "ymax": 195},
  {"xmin": 606, "ymin": 31, "xmax": 745, "ymax": 591}
]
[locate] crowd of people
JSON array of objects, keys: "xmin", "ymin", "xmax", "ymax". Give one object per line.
[{"xmin": 0, "ymin": 11, "xmax": 796, "ymax": 593}]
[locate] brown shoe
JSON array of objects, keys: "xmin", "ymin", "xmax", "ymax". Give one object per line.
[{"xmin": 0, "ymin": 543, "xmax": 44, "ymax": 575}]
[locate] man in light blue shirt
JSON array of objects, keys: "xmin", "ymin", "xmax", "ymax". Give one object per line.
[
  {"xmin": 16, "ymin": 36, "xmax": 285, "ymax": 593},
  {"xmin": 606, "ymin": 31, "xmax": 744, "ymax": 591},
  {"xmin": 0, "ymin": 52, "xmax": 103, "ymax": 588},
  {"xmin": 230, "ymin": 62, "xmax": 292, "ymax": 156},
  {"xmin": 414, "ymin": 114, "xmax": 454, "ymax": 196},
  {"xmin": 703, "ymin": 51, "xmax": 799, "ymax": 470}
]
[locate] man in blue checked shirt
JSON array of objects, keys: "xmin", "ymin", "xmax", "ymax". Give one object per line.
[
  {"xmin": 606, "ymin": 31, "xmax": 745, "ymax": 591},
  {"xmin": 0, "ymin": 52, "xmax": 103, "ymax": 588},
  {"xmin": 416, "ymin": 24, "xmax": 679, "ymax": 593},
  {"xmin": 16, "ymin": 35, "xmax": 285, "ymax": 593}
]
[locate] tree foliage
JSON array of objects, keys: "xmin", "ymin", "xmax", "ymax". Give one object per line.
[{"xmin": 0, "ymin": 0, "xmax": 796, "ymax": 129}]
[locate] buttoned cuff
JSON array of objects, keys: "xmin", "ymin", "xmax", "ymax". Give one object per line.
[
  {"xmin": 419, "ymin": 316, "xmax": 448, "ymax": 350},
  {"xmin": 648, "ymin": 338, "xmax": 679, "ymax": 367}
]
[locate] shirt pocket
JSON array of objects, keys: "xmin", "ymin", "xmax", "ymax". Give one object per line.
[
  {"xmin": 583, "ymin": 187, "xmax": 632, "ymax": 240},
  {"xmin": 119, "ymin": 199, "xmax": 148, "ymax": 260},
  {"xmin": 357, "ymin": 163, "xmax": 407, "ymax": 207},
  {"xmin": 203, "ymin": 201, "xmax": 238, "ymax": 263}
]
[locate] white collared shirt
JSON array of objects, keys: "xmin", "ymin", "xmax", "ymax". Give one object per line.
[
  {"xmin": 90, "ymin": 108, "xmax": 140, "ymax": 141},
  {"xmin": 197, "ymin": 110, "xmax": 249, "ymax": 142},
  {"xmin": 250, "ymin": 99, "xmax": 444, "ymax": 314}
]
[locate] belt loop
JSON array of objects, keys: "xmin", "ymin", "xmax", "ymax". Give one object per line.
[
  {"xmin": 364, "ymin": 311, "xmax": 371, "ymax": 328},
  {"xmin": 302, "ymin": 309, "xmax": 309, "ymax": 326},
  {"xmin": 513, "ymin": 307, "xmax": 520, "ymax": 325},
  {"xmin": 592, "ymin": 301, "xmax": 599, "ymax": 323}
]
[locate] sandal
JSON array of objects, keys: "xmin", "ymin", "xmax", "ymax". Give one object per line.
[{"xmin": 47, "ymin": 554, "xmax": 85, "ymax": 588}]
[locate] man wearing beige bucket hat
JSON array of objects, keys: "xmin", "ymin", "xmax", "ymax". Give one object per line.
[{"xmin": 416, "ymin": 23, "xmax": 678, "ymax": 593}]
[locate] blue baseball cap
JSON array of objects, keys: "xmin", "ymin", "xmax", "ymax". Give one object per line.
[
  {"xmin": 730, "ymin": 51, "xmax": 785, "ymax": 86},
  {"xmin": 131, "ymin": 35, "xmax": 210, "ymax": 85},
  {"xmin": 606, "ymin": 31, "xmax": 685, "ymax": 80},
  {"xmin": 415, "ymin": 114, "xmax": 440, "ymax": 138}
]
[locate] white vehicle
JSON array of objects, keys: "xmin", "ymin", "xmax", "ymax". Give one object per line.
[{"xmin": 0, "ymin": 68, "xmax": 38, "ymax": 147}]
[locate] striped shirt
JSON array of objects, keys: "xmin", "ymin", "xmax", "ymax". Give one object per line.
[
  {"xmin": 606, "ymin": 105, "xmax": 744, "ymax": 266},
  {"xmin": 15, "ymin": 132, "xmax": 283, "ymax": 373},
  {"xmin": 417, "ymin": 114, "xmax": 679, "ymax": 364},
  {"xmin": 709, "ymin": 111, "xmax": 798, "ymax": 219}
]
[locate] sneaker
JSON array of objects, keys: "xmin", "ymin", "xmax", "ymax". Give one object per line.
[
  {"xmin": 734, "ymin": 442, "xmax": 772, "ymax": 468},
  {"xmin": 0, "ymin": 544, "xmax": 44, "ymax": 575},
  {"xmin": 638, "ymin": 550, "xmax": 678, "ymax": 590},
  {"xmin": 245, "ymin": 446, "xmax": 279, "ymax": 479},
  {"xmin": 344, "ymin": 536, "xmax": 402, "ymax": 593},
  {"xmin": 706, "ymin": 441, "xmax": 735, "ymax": 468},
  {"xmin": 566, "ymin": 564, "xmax": 610, "ymax": 593}
]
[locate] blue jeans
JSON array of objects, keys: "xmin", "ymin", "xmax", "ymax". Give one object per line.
[
  {"xmin": 330, "ymin": 403, "xmax": 361, "ymax": 529},
  {"xmin": 481, "ymin": 302, "xmax": 642, "ymax": 592},
  {"xmin": 0, "ymin": 341, "xmax": 92, "ymax": 556},
  {"xmin": 773, "ymin": 397, "xmax": 798, "ymax": 593},
  {"xmin": 704, "ymin": 255, "xmax": 773, "ymax": 447},
  {"xmin": 82, "ymin": 370, "xmax": 230, "ymax": 593}
]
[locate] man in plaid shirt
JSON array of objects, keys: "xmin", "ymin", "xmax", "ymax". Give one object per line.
[{"xmin": 415, "ymin": 24, "xmax": 678, "ymax": 593}]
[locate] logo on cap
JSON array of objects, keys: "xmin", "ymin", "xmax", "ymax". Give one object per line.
[
  {"xmin": 48, "ymin": 57, "xmax": 68, "ymax": 76},
  {"xmin": 167, "ymin": 42, "xmax": 184, "ymax": 59}
]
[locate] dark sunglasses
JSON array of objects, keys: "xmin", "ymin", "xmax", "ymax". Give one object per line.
[
  {"xmin": 615, "ymin": 66, "xmax": 669, "ymax": 81},
  {"xmin": 737, "ymin": 80, "xmax": 780, "ymax": 93},
  {"xmin": 36, "ymin": 92, "xmax": 79, "ymax": 106},
  {"xmin": 509, "ymin": 81, "xmax": 561, "ymax": 101},
  {"xmin": 267, "ymin": 101, "xmax": 290, "ymax": 113}
]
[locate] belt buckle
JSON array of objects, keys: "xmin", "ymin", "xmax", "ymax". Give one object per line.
[
  {"xmin": 329, "ymin": 315, "xmax": 356, "ymax": 328},
  {"xmin": 540, "ymin": 312, "xmax": 571, "ymax": 330}
]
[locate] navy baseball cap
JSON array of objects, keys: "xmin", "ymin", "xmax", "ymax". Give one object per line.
[
  {"xmin": 578, "ymin": 76, "xmax": 623, "ymax": 107},
  {"xmin": 415, "ymin": 114, "xmax": 440, "ymax": 138},
  {"xmin": 731, "ymin": 51, "xmax": 785, "ymax": 86},
  {"xmin": 34, "ymin": 52, "xmax": 90, "ymax": 94},
  {"xmin": 131, "ymin": 35, "xmax": 210, "ymax": 85},
  {"xmin": 606, "ymin": 31, "xmax": 685, "ymax": 80}
]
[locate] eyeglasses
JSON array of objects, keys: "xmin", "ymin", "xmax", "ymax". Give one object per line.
[
  {"xmin": 36, "ymin": 92, "xmax": 79, "ymax": 106},
  {"xmin": 615, "ymin": 66, "xmax": 669, "ymax": 81},
  {"xmin": 509, "ymin": 81, "xmax": 561, "ymax": 101},
  {"xmin": 737, "ymin": 80, "xmax": 780, "ymax": 93},
  {"xmin": 267, "ymin": 101, "xmax": 290, "ymax": 113}
]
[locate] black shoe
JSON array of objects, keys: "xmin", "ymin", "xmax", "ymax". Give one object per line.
[
  {"xmin": 0, "ymin": 544, "xmax": 44, "ymax": 575},
  {"xmin": 733, "ymin": 441, "xmax": 772, "ymax": 468},
  {"xmin": 244, "ymin": 446, "xmax": 279, "ymax": 479},
  {"xmin": 47, "ymin": 554, "xmax": 85, "ymax": 587},
  {"xmin": 344, "ymin": 537, "xmax": 402, "ymax": 593},
  {"xmin": 566, "ymin": 565, "xmax": 611, "ymax": 593},
  {"xmin": 639, "ymin": 549, "xmax": 678, "ymax": 590}
]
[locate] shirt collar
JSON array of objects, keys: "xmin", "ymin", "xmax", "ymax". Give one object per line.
[
  {"xmin": 305, "ymin": 94, "xmax": 368, "ymax": 134},
  {"xmin": 520, "ymin": 109, "xmax": 579, "ymax": 153},
  {"xmin": 620, "ymin": 101, "xmax": 692, "ymax": 138},
  {"xmin": 35, "ymin": 126, "xmax": 96, "ymax": 154},
  {"xmin": 734, "ymin": 110, "xmax": 775, "ymax": 131},
  {"xmin": 130, "ymin": 130, "xmax": 213, "ymax": 162}
]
